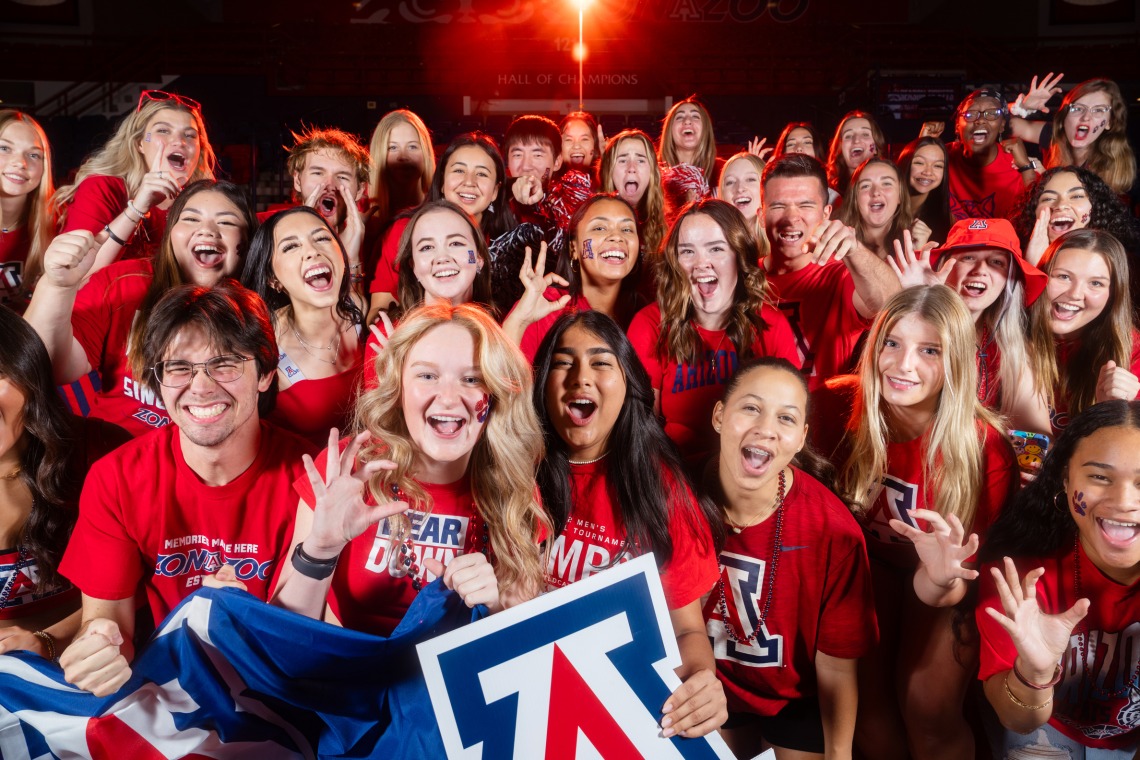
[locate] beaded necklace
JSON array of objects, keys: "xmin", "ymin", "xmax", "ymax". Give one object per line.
[
  {"xmin": 388, "ymin": 485, "xmax": 490, "ymax": 592},
  {"xmin": 1072, "ymin": 536, "xmax": 1140, "ymax": 698},
  {"xmin": 715, "ymin": 468, "xmax": 786, "ymax": 645}
]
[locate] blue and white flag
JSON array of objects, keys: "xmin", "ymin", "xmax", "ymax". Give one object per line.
[{"xmin": 0, "ymin": 583, "xmax": 479, "ymax": 759}]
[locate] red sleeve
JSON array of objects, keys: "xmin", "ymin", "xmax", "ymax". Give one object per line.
[
  {"xmin": 361, "ymin": 319, "xmax": 393, "ymax": 392},
  {"xmin": 660, "ymin": 477, "xmax": 719, "ymax": 609},
  {"xmin": 815, "ymin": 533, "xmax": 878, "ymax": 658},
  {"xmin": 626, "ymin": 304, "xmax": 664, "ymax": 392},
  {"xmin": 971, "ymin": 425, "xmax": 1018, "ymax": 542},
  {"xmin": 369, "ymin": 218, "xmax": 409, "ymax": 296},
  {"xmin": 61, "ymin": 176, "xmax": 127, "ymax": 235},
  {"xmin": 58, "ymin": 458, "xmax": 144, "ymax": 600},
  {"xmin": 1129, "ymin": 329, "xmax": 1140, "ymax": 381},
  {"xmin": 70, "ymin": 265, "xmax": 120, "ymax": 370},
  {"xmin": 756, "ymin": 303, "xmax": 804, "ymax": 369}
]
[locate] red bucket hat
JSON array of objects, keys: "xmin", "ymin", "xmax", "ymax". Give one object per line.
[{"xmin": 931, "ymin": 218, "xmax": 1048, "ymax": 305}]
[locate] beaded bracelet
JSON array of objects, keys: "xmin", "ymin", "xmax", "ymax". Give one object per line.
[
  {"xmin": 127, "ymin": 199, "xmax": 151, "ymax": 220},
  {"xmin": 32, "ymin": 630, "xmax": 57, "ymax": 662},
  {"xmin": 1004, "ymin": 673, "xmax": 1052, "ymax": 711}
]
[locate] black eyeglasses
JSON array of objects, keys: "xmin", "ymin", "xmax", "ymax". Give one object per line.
[
  {"xmin": 960, "ymin": 108, "xmax": 1006, "ymax": 123},
  {"xmin": 137, "ymin": 89, "xmax": 202, "ymax": 114},
  {"xmin": 152, "ymin": 355, "xmax": 250, "ymax": 388}
]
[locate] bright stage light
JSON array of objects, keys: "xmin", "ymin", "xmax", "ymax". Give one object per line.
[
  {"xmin": 572, "ymin": 0, "xmax": 593, "ymax": 9},
  {"xmin": 572, "ymin": 42, "xmax": 587, "ymax": 61}
]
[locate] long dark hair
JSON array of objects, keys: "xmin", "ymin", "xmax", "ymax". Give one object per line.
[
  {"xmin": 533, "ymin": 310, "xmax": 724, "ymax": 564},
  {"xmin": 1, "ymin": 306, "xmax": 83, "ymax": 593},
  {"xmin": 240, "ymin": 205, "xmax": 363, "ymax": 328},
  {"xmin": 429, "ymin": 132, "xmax": 518, "ymax": 240},
  {"xmin": 982, "ymin": 400, "xmax": 1140, "ymax": 562},
  {"xmin": 897, "ymin": 136, "xmax": 953, "ymax": 244}
]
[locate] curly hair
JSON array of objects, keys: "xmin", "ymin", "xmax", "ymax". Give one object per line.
[
  {"xmin": 1012, "ymin": 166, "xmax": 1140, "ymax": 256},
  {"xmin": 54, "ymin": 99, "xmax": 216, "ymax": 214},
  {"xmin": 353, "ymin": 302, "xmax": 551, "ymax": 603},
  {"xmin": 285, "ymin": 125, "xmax": 370, "ymax": 199},
  {"xmin": 656, "ymin": 199, "xmax": 772, "ymax": 366}
]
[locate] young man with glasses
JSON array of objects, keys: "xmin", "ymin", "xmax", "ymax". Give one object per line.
[
  {"xmin": 947, "ymin": 87, "xmax": 1038, "ymax": 221},
  {"xmin": 56, "ymin": 282, "xmax": 314, "ymax": 696}
]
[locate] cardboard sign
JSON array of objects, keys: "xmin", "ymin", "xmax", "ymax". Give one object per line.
[{"xmin": 419, "ymin": 554, "xmax": 735, "ymax": 759}]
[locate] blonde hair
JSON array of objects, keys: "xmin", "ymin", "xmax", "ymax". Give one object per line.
[
  {"xmin": 1047, "ymin": 79, "xmax": 1136, "ymax": 196},
  {"xmin": 659, "ymin": 98, "xmax": 717, "ymax": 179},
  {"xmin": 838, "ymin": 157, "xmax": 913, "ymax": 256},
  {"xmin": 1029, "ymin": 229, "xmax": 1134, "ymax": 416},
  {"xmin": 826, "ymin": 110, "xmax": 886, "ymax": 196},
  {"xmin": 599, "ymin": 129, "xmax": 666, "ymax": 258},
  {"xmin": 54, "ymin": 101, "xmax": 216, "ymax": 216},
  {"xmin": 718, "ymin": 152, "xmax": 770, "ymax": 258},
  {"xmin": 841, "ymin": 286, "xmax": 1004, "ymax": 530},
  {"xmin": 0, "ymin": 110, "xmax": 55, "ymax": 295},
  {"xmin": 354, "ymin": 302, "xmax": 551, "ymax": 600},
  {"xmin": 367, "ymin": 110, "xmax": 434, "ymax": 224}
]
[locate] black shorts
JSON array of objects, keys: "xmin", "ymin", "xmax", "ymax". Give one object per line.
[{"xmin": 723, "ymin": 697, "xmax": 825, "ymax": 754}]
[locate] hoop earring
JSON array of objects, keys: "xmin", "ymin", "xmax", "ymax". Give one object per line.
[
  {"xmin": 570, "ymin": 258, "xmax": 579, "ymax": 273},
  {"xmin": 1054, "ymin": 490, "xmax": 1068, "ymax": 514}
]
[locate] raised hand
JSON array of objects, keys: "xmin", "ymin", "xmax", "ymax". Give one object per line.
[
  {"xmin": 1026, "ymin": 207, "xmax": 1052, "ymax": 266},
  {"xmin": 985, "ymin": 557, "xmax": 1088, "ymax": 684},
  {"xmin": 1021, "ymin": 72, "xmax": 1065, "ymax": 113},
  {"xmin": 132, "ymin": 138, "xmax": 181, "ymax": 215},
  {"xmin": 511, "ymin": 175, "xmax": 544, "ymax": 206},
  {"xmin": 746, "ymin": 136, "xmax": 773, "ymax": 162},
  {"xmin": 1095, "ymin": 360, "xmax": 1140, "ymax": 403},
  {"xmin": 301, "ymin": 428, "xmax": 409, "ymax": 557},
  {"xmin": 910, "ymin": 217, "xmax": 933, "ymax": 250},
  {"xmin": 337, "ymin": 182, "xmax": 365, "ymax": 267},
  {"xmin": 919, "ymin": 121, "xmax": 945, "ymax": 139},
  {"xmin": 890, "ymin": 228, "xmax": 948, "ymax": 288},
  {"xmin": 40, "ymin": 231, "xmax": 103, "ymax": 289},
  {"xmin": 502, "ymin": 242, "xmax": 570, "ymax": 342},
  {"xmin": 889, "ymin": 509, "xmax": 979, "ymax": 589},
  {"xmin": 804, "ymin": 219, "xmax": 860, "ymax": 266}
]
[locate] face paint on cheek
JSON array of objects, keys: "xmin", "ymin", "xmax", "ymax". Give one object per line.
[
  {"xmin": 1081, "ymin": 213, "xmax": 1091, "ymax": 225},
  {"xmin": 1073, "ymin": 490, "xmax": 1088, "ymax": 516},
  {"xmin": 145, "ymin": 133, "xmax": 152, "ymax": 142},
  {"xmin": 475, "ymin": 393, "xmax": 491, "ymax": 424},
  {"xmin": 1094, "ymin": 120, "xmax": 1108, "ymax": 135},
  {"xmin": 468, "ymin": 250, "xmax": 477, "ymax": 264},
  {"xmin": 583, "ymin": 239, "xmax": 594, "ymax": 259}
]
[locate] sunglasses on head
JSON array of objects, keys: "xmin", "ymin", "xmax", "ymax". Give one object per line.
[{"xmin": 137, "ymin": 90, "xmax": 201, "ymax": 114}]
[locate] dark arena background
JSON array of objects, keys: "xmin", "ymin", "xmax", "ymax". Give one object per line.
[{"xmin": 1, "ymin": 0, "xmax": 1138, "ymax": 208}]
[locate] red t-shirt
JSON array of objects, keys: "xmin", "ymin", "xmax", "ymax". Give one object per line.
[
  {"xmin": 766, "ymin": 260, "xmax": 869, "ymax": 392},
  {"xmin": 61, "ymin": 175, "xmax": 167, "ymax": 261},
  {"xmin": 861, "ymin": 423, "xmax": 1017, "ymax": 568},
  {"xmin": 703, "ymin": 467, "xmax": 878, "ymax": 715},
  {"xmin": 1050, "ymin": 331, "xmax": 1140, "ymax": 436},
  {"xmin": 627, "ymin": 302, "xmax": 801, "ymax": 463},
  {"xmin": 543, "ymin": 458, "xmax": 718, "ymax": 610},
  {"xmin": 69, "ymin": 258, "xmax": 168, "ymax": 436},
  {"xmin": 946, "ymin": 142, "xmax": 1024, "ymax": 221},
  {"xmin": 516, "ymin": 289, "xmax": 591, "ymax": 364},
  {"xmin": 977, "ymin": 543, "xmax": 1140, "ymax": 750},
  {"xmin": 59, "ymin": 422, "xmax": 312, "ymax": 622},
  {"xmin": 368, "ymin": 217, "xmax": 410, "ymax": 297},
  {"xmin": 0, "ymin": 226, "xmax": 29, "ymax": 312},
  {"xmin": 294, "ymin": 452, "xmax": 484, "ymax": 636},
  {"xmin": 269, "ymin": 363, "xmax": 363, "ymax": 449}
]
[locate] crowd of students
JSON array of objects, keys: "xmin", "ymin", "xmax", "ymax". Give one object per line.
[{"xmin": 1, "ymin": 70, "xmax": 1140, "ymax": 759}]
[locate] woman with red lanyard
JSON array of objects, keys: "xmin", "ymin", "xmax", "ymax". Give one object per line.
[
  {"xmin": 977, "ymin": 399, "xmax": 1140, "ymax": 758},
  {"xmin": 628, "ymin": 199, "xmax": 799, "ymax": 466},
  {"xmin": 274, "ymin": 302, "xmax": 551, "ymax": 636},
  {"xmin": 703, "ymin": 357, "xmax": 876, "ymax": 759},
  {"xmin": 533, "ymin": 309, "xmax": 727, "ymax": 740},
  {"xmin": 53, "ymin": 90, "xmax": 216, "ymax": 275}
]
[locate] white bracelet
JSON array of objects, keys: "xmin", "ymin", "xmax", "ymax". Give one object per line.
[{"xmin": 1009, "ymin": 96, "xmax": 1035, "ymax": 119}]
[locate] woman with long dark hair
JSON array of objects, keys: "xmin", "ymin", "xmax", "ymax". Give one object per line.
[
  {"xmin": 897, "ymin": 136, "xmax": 953, "ymax": 247},
  {"xmin": 977, "ymin": 400, "xmax": 1140, "ymax": 757},
  {"xmin": 534, "ymin": 309, "xmax": 727, "ymax": 739},
  {"xmin": 25, "ymin": 180, "xmax": 257, "ymax": 437},
  {"xmin": 241, "ymin": 206, "xmax": 365, "ymax": 447},
  {"xmin": 0, "ymin": 306, "xmax": 127, "ymax": 660}
]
